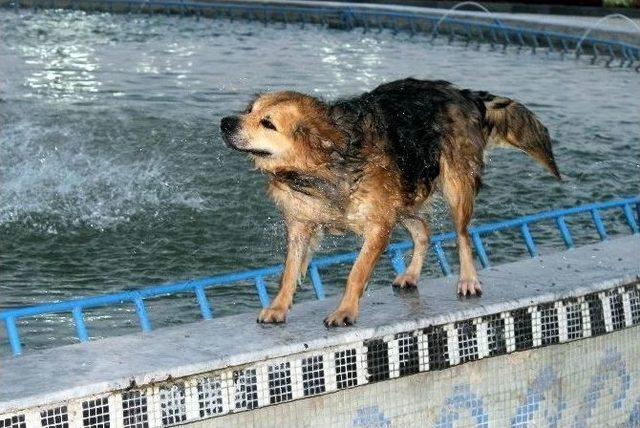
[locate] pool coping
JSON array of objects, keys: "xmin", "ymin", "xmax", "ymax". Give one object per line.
[{"xmin": 1, "ymin": 234, "xmax": 638, "ymax": 414}]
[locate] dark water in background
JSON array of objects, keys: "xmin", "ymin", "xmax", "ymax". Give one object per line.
[{"xmin": 0, "ymin": 9, "xmax": 638, "ymax": 351}]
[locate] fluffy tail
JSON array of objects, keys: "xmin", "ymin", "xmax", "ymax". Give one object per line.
[{"xmin": 473, "ymin": 91, "xmax": 561, "ymax": 179}]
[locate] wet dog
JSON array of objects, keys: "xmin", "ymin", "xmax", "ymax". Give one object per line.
[{"xmin": 220, "ymin": 78, "xmax": 560, "ymax": 327}]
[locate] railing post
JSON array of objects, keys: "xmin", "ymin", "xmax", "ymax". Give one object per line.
[
  {"xmin": 471, "ymin": 231, "xmax": 490, "ymax": 268},
  {"xmin": 530, "ymin": 33, "xmax": 538, "ymax": 54},
  {"xmin": 390, "ymin": 249, "xmax": 406, "ymax": 275},
  {"xmin": 432, "ymin": 241, "xmax": 452, "ymax": 276},
  {"xmin": 555, "ymin": 216, "xmax": 574, "ymax": 249},
  {"xmin": 72, "ymin": 306, "xmax": 89, "ymax": 343},
  {"xmin": 520, "ymin": 223, "xmax": 538, "ymax": 257},
  {"xmin": 544, "ymin": 32, "xmax": 554, "ymax": 54},
  {"xmin": 341, "ymin": 8, "xmax": 354, "ymax": 29},
  {"xmin": 194, "ymin": 286, "xmax": 213, "ymax": 320},
  {"xmin": 622, "ymin": 203, "xmax": 639, "ymax": 234},
  {"xmin": 255, "ymin": 277, "xmax": 270, "ymax": 308},
  {"xmin": 590, "ymin": 209, "xmax": 608, "ymax": 240},
  {"xmin": 309, "ymin": 263, "xmax": 326, "ymax": 300},
  {"xmin": 133, "ymin": 295, "xmax": 152, "ymax": 332},
  {"xmin": 6, "ymin": 317, "xmax": 22, "ymax": 356}
]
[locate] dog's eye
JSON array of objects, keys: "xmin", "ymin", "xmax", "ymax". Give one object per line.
[{"xmin": 260, "ymin": 118, "xmax": 277, "ymax": 131}]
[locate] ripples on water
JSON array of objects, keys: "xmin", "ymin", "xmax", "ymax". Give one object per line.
[{"xmin": 0, "ymin": 10, "xmax": 638, "ymax": 350}]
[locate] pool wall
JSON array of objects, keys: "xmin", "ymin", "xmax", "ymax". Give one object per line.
[{"xmin": 196, "ymin": 327, "xmax": 639, "ymax": 427}]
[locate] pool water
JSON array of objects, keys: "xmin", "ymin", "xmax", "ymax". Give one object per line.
[{"xmin": 0, "ymin": 9, "xmax": 638, "ymax": 350}]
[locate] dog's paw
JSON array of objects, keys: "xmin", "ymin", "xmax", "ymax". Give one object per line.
[
  {"xmin": 392, "ymin": 272, "xmax": 419, "ymax": 288},
  {"xmin": 457, "ymin": 277, "xmax": 482, "ymax": 297},
  {"xmin": 257, "ymin": 307, "xmax": 287, "ymax": 324},
  {"xmin": 323, "ymin": 307, "xmax": 358, "ymax": 328}
]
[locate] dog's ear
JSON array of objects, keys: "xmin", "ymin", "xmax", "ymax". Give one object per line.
[
  {"xmin": 295, "ymin": 119, "xmax": 347, "ymax": 153},
  {"xmin": 292, "ymin": 125, "xmax": 316, "ymax": 148}
]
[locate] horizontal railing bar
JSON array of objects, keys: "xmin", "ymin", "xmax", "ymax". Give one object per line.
[
  {"xmin": 469, "ymin": 197, "xmax": 639, "ymax": 235},
  {"xmin": 312, "ymin": 252, "xmax": 359, "ymax": 268},
  {"xmin": 387, "ymin": 241, "xmax": 414, "ymax": 252}
]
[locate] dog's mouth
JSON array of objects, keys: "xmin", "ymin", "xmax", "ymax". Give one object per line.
[
  {"xmin": 228, "ymin": 143, "xmax": 271, "ymax": 158},
  {"xmin": 243, "ymin": 148, "xmax": 272, "ymax": 157},
  {"xmin": 222, "ymin": 135, "xmax": 272, "ymax": 158}
]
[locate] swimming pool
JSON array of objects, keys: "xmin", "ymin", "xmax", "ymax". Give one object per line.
[{"xmin": 0, "ymin": 7, "xmax": 639, "ymax": 351}]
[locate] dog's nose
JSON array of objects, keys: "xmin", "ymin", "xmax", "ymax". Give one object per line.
[{"xmin": 220, "ymin": 116, "xmax": 239, "ymax": 136}]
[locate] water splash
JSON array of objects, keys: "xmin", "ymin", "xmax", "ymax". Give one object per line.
[
  {"xmin": 430, "ymin": 1, "xmax": 503, "ymax": 39},
  {"xmin": 575, "ymin": 13, "xmax": 640, "ymax": 53},
  {"xmin": 0, "ymin": 122, "xmax": 204, "ymax": 231}
]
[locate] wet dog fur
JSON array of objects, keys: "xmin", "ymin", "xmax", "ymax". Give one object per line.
[{"xmin": 220, "ymin": 78, "xmax": 560, "ymax": 327}]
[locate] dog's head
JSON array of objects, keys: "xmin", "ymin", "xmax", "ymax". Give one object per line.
[{"xmin": 220, "ymin": 92, "xmax": 345, "ymax": 172}]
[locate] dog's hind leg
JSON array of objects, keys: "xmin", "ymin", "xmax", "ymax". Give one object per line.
[
  {"xmin": 258, "ymin": 220, "xmax": 314, "ymax": 323},
  {"xmin": 393, "ymin": 217, "xmax": 430, "ymax": 288},
  {"xmin": 441, "ymin": 158, "xmax": 482, "ymax": 297},
  {"xmin": 324, "ymin": 224, "xmax": 391, "ymax": 327}
]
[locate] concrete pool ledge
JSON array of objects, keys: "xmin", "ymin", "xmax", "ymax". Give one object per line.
[{"xmin": 1, "ymin": 234, "xmax": 638, "ymax": 416}]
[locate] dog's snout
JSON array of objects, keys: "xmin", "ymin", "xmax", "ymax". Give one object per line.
[{"xmin": 220, "ymin": 116, "xmax": 240, "ymax": 136}]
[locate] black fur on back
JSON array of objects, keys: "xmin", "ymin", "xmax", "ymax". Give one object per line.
[{"xmin": 328, "ymin": 78, "xmax": 484, "ymax": 195}]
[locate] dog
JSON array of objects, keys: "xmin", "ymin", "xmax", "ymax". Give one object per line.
[{"xmin": 220, "ymin": 78, "xmax": 560, "ymax": 327}]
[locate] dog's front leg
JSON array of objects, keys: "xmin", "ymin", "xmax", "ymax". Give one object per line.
[
  {"xmin": 257, "ymin": 220, "xmax": 313, "ymax": 323},
  {"xmin": 324, "ymin": 224, "xmax": 391, "ymax": 327}
]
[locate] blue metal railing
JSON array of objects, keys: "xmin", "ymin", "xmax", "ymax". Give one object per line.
[
  {"xmin": 2, "ymin": 0, "xmax": 639, "ymax": 70},
  {"xmin": 1, "ymin": 196, "xmax": 638, "ymax": 356}
]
